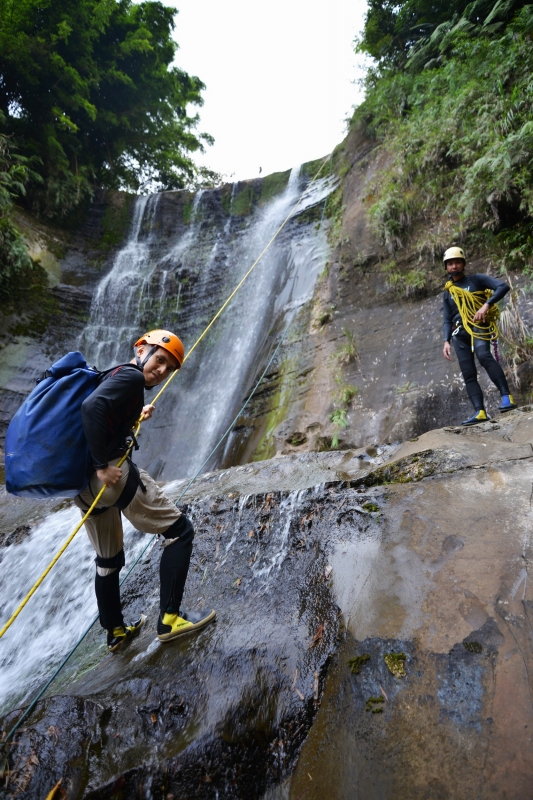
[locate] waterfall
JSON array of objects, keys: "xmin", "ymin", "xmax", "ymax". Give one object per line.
[
  {"xmin": 79, "ymin": 167, "xmax": 335, "ymax": 480},
  {"xmin": 0, "ymin": 166, "xmax": 335, "ymax": 713},
  {"xmin": 0, "ymin": 502, "xmax": 150, "ymax": 713}
]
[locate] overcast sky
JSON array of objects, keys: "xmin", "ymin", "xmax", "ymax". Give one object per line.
[{"xmin": 161, "ymin": 0, "xmax": 369, "ymax": 181}]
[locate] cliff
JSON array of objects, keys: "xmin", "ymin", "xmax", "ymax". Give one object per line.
[{"xmin": 2, "ymin": 410, "xmax": 532, "ymax": 797}]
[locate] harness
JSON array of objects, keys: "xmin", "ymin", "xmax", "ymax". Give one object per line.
[{"xmin": 445, "ymin": 280, "xmax": 500, "ymax": 354}]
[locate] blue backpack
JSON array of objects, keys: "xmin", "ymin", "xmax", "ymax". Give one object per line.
[{"xmin": 5, "ymin": 352, "xmax": 100, "ymax": 498}]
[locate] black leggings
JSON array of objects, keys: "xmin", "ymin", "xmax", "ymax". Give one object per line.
[
  {"xmin": 94, "ymin": 515, "xmax": 195, "ymax": 630},
  {"xmin": 452, "ymin": 328, "xmax": 509, "ymax": 410}
]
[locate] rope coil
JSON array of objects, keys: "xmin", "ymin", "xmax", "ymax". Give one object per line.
[{"xmin": 445, "ymin": 279, "xmax": 500, "ymax": 352}]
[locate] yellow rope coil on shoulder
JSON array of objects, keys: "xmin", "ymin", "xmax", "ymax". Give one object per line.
[
  {"xmin": 445, "ymin": 279, "xmax": 500, "ymax": 352},
  {"xmin": 0, "ymin": 157, "xmax": 331, "ymax": 640}
]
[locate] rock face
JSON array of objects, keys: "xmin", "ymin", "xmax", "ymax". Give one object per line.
[
  {"xmin": 0, "ymin": 191, "xmax": 133, "ymax": 449},
  {"xmin": 2, "ymin": 409, "xmax": 533, "ymax": 798}
]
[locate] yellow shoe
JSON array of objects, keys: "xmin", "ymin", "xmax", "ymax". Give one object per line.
[
  {"xmin": 461, "ymin": 409, "xmax": 488, "ymax": 426},
  {"xmin": 498, "ymin": 394, "xmax": 517, "ymax": 412},
  {"xmin": 157, "ymin": 609, "xmax": 216, "ymax": 642},
  {"xmin": 107, "ymin": 614, "xmax": 146, "ymax": 652}
]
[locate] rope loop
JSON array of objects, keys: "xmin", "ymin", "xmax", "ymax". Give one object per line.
[{"xmin": 445, "ymin": 280, "xmax": 499, "ymax": 351}]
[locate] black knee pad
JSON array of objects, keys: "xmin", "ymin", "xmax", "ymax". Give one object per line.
[
  {"xmin": 95, "ymin": 548, "xmax": 126, "ymax": 571},
  {"xmin": 94, "ymin": 569, "xmax": 123, "ymax": 630},
  {"xmin": 163, "ymin": 515, "xmax": 195, "ymax": 544}
]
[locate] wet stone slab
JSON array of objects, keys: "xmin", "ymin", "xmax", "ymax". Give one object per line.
[
  {"xmin": 0, "ymin": 483, "xmax": 385, "ymax": 799},
  {"xmin": 2, "ymin": 424, "xmax": 533, "ymax": 798}
]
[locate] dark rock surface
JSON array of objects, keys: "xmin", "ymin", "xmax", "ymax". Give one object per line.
[{"xmin": 2, "ymin": 410, "xmax": 533, "ymax": 798}]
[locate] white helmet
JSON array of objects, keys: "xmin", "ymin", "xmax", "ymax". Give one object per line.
[{"xmin": 443, "ymin": 246, "xmax": 466, "ymax": 265}]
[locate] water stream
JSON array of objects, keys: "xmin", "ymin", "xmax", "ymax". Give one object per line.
[{"xmin": 79, "ymin": 167, "xmax": 334, "ymax": 480}]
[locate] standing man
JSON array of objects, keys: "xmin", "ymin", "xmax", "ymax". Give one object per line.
[
  {"xmin": 442, "ymin": 247, "xmax": 516, "ymax": 425},
  {"xmin": 75, "ymin": 329, "xmax": 215, "ymax": 652}
]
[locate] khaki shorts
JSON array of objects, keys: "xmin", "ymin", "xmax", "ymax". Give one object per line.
[{"xmin": 75, "ymin": 459, "xmax": 181, "ymax": 575}]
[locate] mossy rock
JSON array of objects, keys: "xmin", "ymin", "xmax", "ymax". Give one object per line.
[
  {"xmin": 463, "ymin": 641, "xmax": 483, "ymax": 654},
  {"xmin": 259, "ymin": 170, "xmax": 290, "ymax": 205},
  {"xmin": 347, "ymin": 653, "xmax": 371, "ymax": 674},
  {"xmin": 99, "ymin": 192, "xmax": 135, "ymax": 248},
  {"xmin": 384, "ymin": 651, "xmax": 407, "ymax": 678},
  {"xmin": 359, "ymin": 451, "xmax": 436, "ymax": 487},
  {"xmin": 301, "ymin": 157, "xmax": 328, "ymax": 181},
  {"xmin": 365, "ymin": 695, "xmax": 384, "ymax": 713}
]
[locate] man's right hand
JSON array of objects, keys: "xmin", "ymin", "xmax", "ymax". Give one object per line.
[
  {"xmin": 443, "ymin": 341, "xmax": 452, "ymax": 361},
  {"xmin": 96, "ymin": 465, "xmax": 123, "ymax": 487}
]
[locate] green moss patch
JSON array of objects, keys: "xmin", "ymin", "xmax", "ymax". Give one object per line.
[
  {"xmin": 365, "ymin": 696, "xmax": 384, "ymax": 713},
  {"xmin": 384, "ymin": 652, "xmax": 407, "ymax": 678},
  {"xmin": 99, "ymin": 192, "xmax": 134, "ymax": 249},
  {"xmin": 463, "ymin": 641, "xmax": 483, "ymax": 654},
  {"xmin": 260, "ymin": 170, "xmax": 290, "ymax": 205},
  {"xmin": 347, "ymin": 654, "xmax": 371, "ymax": 675},
  {"xmin": 360, "ymin": 451, "xmax": 436, "ymax": 487},
  {"xmin": 232, "ymin": 185, "xmax": 256, "ymax": 216}
]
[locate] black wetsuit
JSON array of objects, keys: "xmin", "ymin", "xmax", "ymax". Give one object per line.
[
  {"xmin": 78, "ymin": 363, "xmax": 194, "ymax": 630},
  {"xmin": 81, "ymin": 363, "xmax": 145, "ymax": 469},
  {"xmin": 443, "ymin": 274, "xmax": 510, "ymax": 410}
]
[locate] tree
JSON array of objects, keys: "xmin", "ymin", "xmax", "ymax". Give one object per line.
[
  {"xmin": 356, "ymin": 0, "xmax": 528, "ymax": 68},
  {"xmin": 0, "ymin": 0, "xmax": 212, "ymax": 215},
  {"xmin": 0, "ymin": 110, "xmax": 41, "ymax": 302}
]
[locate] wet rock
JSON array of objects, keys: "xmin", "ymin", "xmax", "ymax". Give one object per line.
[
  {"xmin": 3, "ymin": 413, "xmax": 533, "ymax": 798},
  {"xmin": 0, "ymin": 524, "xmax": 31, "ymax": 548}
]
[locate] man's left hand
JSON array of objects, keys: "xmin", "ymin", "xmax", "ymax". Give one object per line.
[
  {"xmin": 473, "ymin": 302, "xmax": 490, "ymax": 323},
  {"xmin": 141, "ymin": 404, "xmax": 155, "ymax": 419}
]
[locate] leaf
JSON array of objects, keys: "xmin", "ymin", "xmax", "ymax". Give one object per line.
[
  {"xmin": 151, "ymin": 713, "xmax": 157, "ymax": 724},
  {"xmin": 308, "ymin": 623, "xmax": 325, "ymax": 649},
  {"xmin": 45, "ymin": 779, "xmax": 63, "ymax": 800}
]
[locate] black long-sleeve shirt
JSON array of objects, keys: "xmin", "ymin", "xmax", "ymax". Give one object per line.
[
  {"xmin": 81, "ymin": 364, "xmax": 146, "ymax": 469},
  {"xmin": 442, "ymin": 273, "xmax": 510, "ymax": 342}
]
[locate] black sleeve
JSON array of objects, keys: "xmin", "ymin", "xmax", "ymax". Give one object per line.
[
  {"xmin": 442, "ymin": 292, "xmax": 454, "ymax": 342},
  {"xmin": 81, "ymin": 366, "xmax": 145, "ymax": 469},
  {"xmin": 475, "ymin": 274, "xmax": 510, "ymax": 305}
]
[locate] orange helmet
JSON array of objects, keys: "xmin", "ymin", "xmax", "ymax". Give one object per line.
[{"xmin": 134, "ymin": 329, "xmax": 184, "ymax": 368}]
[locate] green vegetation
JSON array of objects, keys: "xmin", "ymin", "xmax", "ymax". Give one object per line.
[
  {"xmin": 384, "ymin": 651, "xmax": 407, "ymax": 677},
  {"xmin": 232, "ymin": 184, "xmax": 255, "ymax": 216},
  {"xmin": 362, "ymin": 502, "xmax": 380, "ymax": 512},
  {"xmin": 334, "ymin": 327, "xmax": 359, "ymax": 365},
  {"xmin": 464, "ymin": 640, "xmax": 483, "ymax": 653},
  {"xmin": 0, "ymin": 0, "xmax": 213, "ymax": 208},
  {"xmin": 260, "ymin": 170, "xmax": 290, "ymax": 205},
  {"xmin": 99, "ymin": 193, "xmax": 134, "ymax": 249},
  {"xmin": 359, "ymin": 451, "xmax": 436, "ymax": 486},
  {"xmin": 347, "ymin": 653, "xmax": 371, "ymax": 674},
  {"xmin": 0, "ymin": 116, "xmax": 43, "ymax": 305},
  {"xmin": 365, "ymin": 695, "xmax": 385, "ymax": 713},
  {"xmin": 329, "ymin": 329, "xmax": 360, "ymax": 448},
  {"xmin": 0, "ymin": 0, "xmax": 220, "ymax": 307},
  {"xmin": 353, "ymin": 1, "xmax": 533, "ymax": 277}
]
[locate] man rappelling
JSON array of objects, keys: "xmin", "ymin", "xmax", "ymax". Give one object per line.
[
  {"xmin": 74, "ymin": 330, "xmax": 216, "ymax": 652},
  {"xmin": 442, "ymin": 247, "xmax": 515, "ymax": 425}
]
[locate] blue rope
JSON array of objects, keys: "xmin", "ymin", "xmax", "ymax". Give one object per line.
[{"xmin": 2, "ymin": 327, "xmax": 288, "ymax": 748}]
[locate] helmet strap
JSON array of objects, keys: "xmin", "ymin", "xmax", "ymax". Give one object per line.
[{"xmin": 135, "ymin": 344, "xmax": 158, "ymax": 368}]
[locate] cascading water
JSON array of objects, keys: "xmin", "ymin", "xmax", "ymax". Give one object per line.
[
  {"xmin": 0, "ymin": 166, "xmax": 335, "ymax": 715},
  {"xmin": 79, "ymin": 166, "xmax": 335, "ymax": 479},
  {"xmin": 0, "ymin": 503, "xmax": 151, "ymax": 713}
]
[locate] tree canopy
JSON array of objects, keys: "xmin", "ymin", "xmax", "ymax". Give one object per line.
[
  {"xmin": 0, "ymin": 0, "xmax": 212, "ymax": 215},
  {"xmin": 351, "ymin": 0, "xmax": 533, "ymax": 294},
  {"xmin": 357, "ymin": 0, "xmax": 530, "ymax": 68}
]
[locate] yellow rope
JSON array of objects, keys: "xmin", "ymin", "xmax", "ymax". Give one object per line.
[
  {"xmin": 445, "ymin": 279, "xmax": 500, "ymax": 352},
  {"xmin": 0, "ymin": 157, "xmax": 330, "ymax": 640}
]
